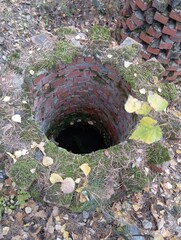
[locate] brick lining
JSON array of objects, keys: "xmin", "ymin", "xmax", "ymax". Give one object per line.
[
  {"xmin": 118, "ymin": 0, "xmax": 181, "ymax": 82},
  {"xmin": 31, "ymin": 57, "xmax": 134, "ymax": 144}
]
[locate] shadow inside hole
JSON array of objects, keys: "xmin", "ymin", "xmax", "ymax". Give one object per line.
[{"xmin": 54, "ymin": 122, "xmax": 112, "ymax": 154}]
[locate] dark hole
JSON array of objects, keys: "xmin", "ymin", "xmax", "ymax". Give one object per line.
[{"xmin": 55, "ymin": 122, "xmax": 111, "ymax": 154}]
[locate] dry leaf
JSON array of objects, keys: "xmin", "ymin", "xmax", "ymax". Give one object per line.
[
  {"xmin": 14, "ymin": 150, "xmax": 22, "ymax": 158},
  {"xmin": 29, "ymin": 70, "xmax": 35, "ymax": 75},
  {"xmin": 49, "ymin": 173, "xmax": 63, "ymax": 184},
  {"xmin": 75, "ymin": 178, "xmax": 81, "ymax": 184},
  {"xmin": 61, "ymin": 177, "xmax": 75, "ymax": 194},
  {"xmin": 31, "ymin": 141, "xmax": 46, "ymax": 155},
  {"xmin": 12, "ymin": 114, "xmax": 21, "ymax": 123},
  {"xmin": 42, "ymin": 156, "xmax": 53, "ymax": 166},
  {"xmin": 153, "ymin": 230, "xmax": 164, "ymax": 240},
  {"xmin": 139, "ymin": 88, "xmax": 146, "ymax": 94},
  {"xmin": 132, "ymin": 204, "xmax": 140, "ymax": 212},
  {"xmin": 176, "ymin": 149, "xmax": 181, "ymax": 154},
  {"xmin": 79, "ymin": 163, "xmax": 91, "ymax": 177},
  {"xmin": 79, "ymin": 193, "xmax": 87, "ymax": 203},
  {"xmin": 30, "ymin": 168, "xmax": 36, "ymax": 173},
  {"xmin": 6, "ymin": 152, "xmax": 17, "ymax": 163},
  {"xmin": 3, "ymin": 96, "xmax": 11, "ymax": 102}
]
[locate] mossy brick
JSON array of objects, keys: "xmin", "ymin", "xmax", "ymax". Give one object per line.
[
  {"xmin": 34, "ymin": 74, "xmax": 45, "ymax": 85},
  {"xmin": 51, "ymin": 77, "xmax": 65, "ymax": 88}
]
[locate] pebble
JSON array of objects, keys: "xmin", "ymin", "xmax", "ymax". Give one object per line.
[
  {"xmin": 83, "ymin": 211, "xmax": 90, "ymax": 220},
  {"xmin": 2, "ymin": 226, "xmax": 10, "ymax": 235},
  {"xmin": 63, "ymin": 214, "xmax": 69, "ymax": 220},
  {"xmin": 142, "ymin": 219, "xmax": 153, "ymax": 229},
  {"xmin": 25, "ymin": 206, "xmax": 32, "ymax": 214},
  {"xmin": 34, "ymin": 150, "xmax": 43, "ymax": 161},
  {"xmin": 0, "ymin": 36, "xmax": 5, "ymax": 45}
]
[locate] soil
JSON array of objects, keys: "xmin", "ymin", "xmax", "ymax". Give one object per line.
[{"xmin": 0, "ymin": 1, "xmax": 181, "ymax": 240}]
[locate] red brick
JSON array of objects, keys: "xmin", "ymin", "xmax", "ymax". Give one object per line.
[
  {"xmin": 91, "ymin": 65, "xmax": 100, "ymax": 72},
  {"xmin": 129, "ymin": 0, "xmax": 139, "ymax": 10},
  {"xmin": 57, "ymin": 63, "xmax": 66, "ymax": 70},
  {"xmin": 166, "ymin": 64, "xmax": 178, "ymax": 71},
  {"xmin": 66, "ymin": 70, "xmax": 81, "ymax": 78},
  {"xmin": 173, "ymin": 70, "xmax": 181, "ymax": 77},
  {"xmin": 136, "ymin": 0, "xmax": 149, "ymax": 11},
  {"xmin": 161, "ymin": 71, "xmax": 169, "ymax": 77},
  {"xmin": 147, "ymin": 46, "xmax": 160, "ymax": 55},
  {"xmin": 162, "ymin": 26, "xmax": 177, "ymax": 36},
  {"xmin": 170, "ymin": 10, "xmax": 181, "ymax": 23},
  {"xmin": 154, "ymin": 11, "xmax": 168, "ymax": 24},
  {"xmin": 157, "ymin": 54, "xmax": 170, "ymax": 64},
  {"xmin": 131, "ymin": 13, "xmax": 145, "ymax": 27},
  {"xmin": 147, "ymin": 26, "xmax": 162, "ymax": 39},
  {"xmin": 85, "ymin": 57, "xmax": 93, "ymax": 63},
  {"xmin": 120, "ymin": 30, "xmax": 128, "ymax": 40},
  {"xmin": 42, "ymin": 72, "xmax": 57, "ymax": 85},
  {"xmin": 126, "ymin": 18, "xmax": 137, "ymax": 30},
  {"xmin": 164, "ymin": 75, "xmax": 177, "ymax": 81},
  {"xmin": 140, "ymin": 32, "xmax": 153, "ymax": 44},
  {"xmin": 176, "ymin": 22, "xmax": 181, "ymax": 31},
  {"xmin": 175, "ymin": 59, "xmax": 181, "ymax": 64},
  {"xmin": 121, "ymin": 19, "xmax": 127, "ymax": 29},
  {"xmin": 51, "ymin": 78, "xmax": 65, "ymax": 88},
  {"xmin": 141, "ymin": 49, "xmax": 151, "ymax": 60},
  {"xmin": 170, "ymin": 32, "xmax": 181, "ymax": 43},
  {"xmin": 159, "ymin": 40, "xmax": 173, "ymax": 50},
  {"xmin": 34, "ymin": 74, "xmax": 45, "ymax": 85}
]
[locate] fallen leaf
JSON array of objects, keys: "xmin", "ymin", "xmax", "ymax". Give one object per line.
[
  {"xmin": 148, "ymin": 92, "xmax": 168, "ymax": 112},
  {"xmin": 153, "ymin": 230, "xmax": 164, "ymax": 240},
  {"xmin": 124, "ymin": 61, "xmax": 132, "ymax": 68},
  {"xmin": 29, "ymin": 70, "xmax": 35, "ymax": 75},
  {"xmin": 3, "ymin": 96, "xmax": 11, "ymax": 102},
  {"xmin": 75, "ymin": 178, "xmax": 81, "ymax": 184},
  {"xmin": 79, "ymin": 193, "xmax": 87, "ymax": 203},
  {"xmin": 30, "ymin": 168, "xmax": 36, "ymax": 173},
  {"xmin": 176, "ymin": 149, "xmax": 181, "ymax": 154},
  {"xmin": 135, "ymin": 102, "xmax": 152, "ymax": 115},
  {"xmin": 61, "ymin": 177, "xmax": 75, "ymax": 194},
  {"xmin": 49, "ymin": 173, "xmax": 63, "ymax": 184},
  {"xmin": 79, "ymin": 163, "xmax": 91, "ymax": 177},
  {"xmin": 42, "ymin": 156, "xmax": 53, "ymax": 166},
  {"xmin": 31, "ymin": 141, "xmax": 46, "ymax": 155},
  {"xmin": 2, "ymin": 227, "xmax": 10, "ymax": 236},
  {"xmin": 132, "ymin": 204, "xmax": 140, "ymax": 212},
  {"xmin": 153, "ymin": 76, "xmax": 158, "ymax": 84},
  {"xmin": 12, "ymin": 114, "xmax": 21, "ymax": 123},
  {"xmin": 14, "ymin": 150, "xmax": 22, "ymax": 158},
  {"xmin": 6, "ymin": 152, "xmax": 17, "ymax": 163},
  {"xmin": 124, "ymin": 95, "xmax": 142, "ymax": 113},
  {"xmin": 63, "ymin": 230, "xmax": 69, "ymax": 240}
]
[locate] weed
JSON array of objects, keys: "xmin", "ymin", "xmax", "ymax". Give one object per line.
[{"xmin": 146, "ymin": 143, "xmax": 170, "ymax": 165}]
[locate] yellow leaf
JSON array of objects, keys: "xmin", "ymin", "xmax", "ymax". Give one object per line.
[
  {"xmin": 49, "ymin": 173, "xmax": 63, "ymax": 184},
  {"xmin": 132, "ymin": 204, "xmax": 140, "ymax": 211},
  {"xmin": 140, "ymin": 117, "xmax": 157, "ymax": 126},
  {"xmin": 176, "ymin": 149, "xmax": 181, "ymax": 154},
  {"xmin": 76, "ymin": 180, "xmax": 88, "ymax": 193},
  {"xmin": 79, "ymin": 163, "xmax": 91, "ymax": 177},
  {"xmin": 6, "ymin": 152, "xmax": 17, "ymax": 163},
  {"xmin": 124, "ymin": 95, "xmax": 142, "ymax": 113},
  {"xmin": 153, "ymin": 76, "xmax": 158, "ymax": 84},
  {"xmin": 135, "ymin": 102, "xmax": 152, "ymax": 115},
  {"xmin": 42, "ymin": 156, "xmax": 53, "ymax": 166},
  {"xmin": 148, "ymin": 92, "xmax": 168, "ymax": 112},
  {"xmin": 63, "ymin": 230, "xmax": 69, "ymax": 240}
]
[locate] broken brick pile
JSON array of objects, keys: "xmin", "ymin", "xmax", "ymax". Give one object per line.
[{"xmin": 118, "ymin": 0, "xmax": 181, "ymax": 82}]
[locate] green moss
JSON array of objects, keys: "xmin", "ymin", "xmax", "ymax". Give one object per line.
[
  {"xmin": 7, "ymin": 51, "xmax": 20, "ymax": 62},
  {"xmin": 32, "ymin": 40, "xmax": 78, "ymax": 71},
  {"xmin": 55, "ymin": 27, "xmax": 76, "ymax": 37},
  {"xmin": 89, "ymin": 25, "xmax": 110, "ymax": 42},
  {"xmin": 159, "ymin": 83, "xmax": 177, "ymax": 102},
  {"xmin": 9, "ymin": 158, "xmax": 38, "ymax": 189},
  {"xmin": 29, "ymin": 182, "xmax": 43, "ymax": 202},
  {"xmin": 146, "ymin": 143, "xmax": 170, "ymax": 165}
]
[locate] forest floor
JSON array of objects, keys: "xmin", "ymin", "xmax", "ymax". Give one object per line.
[{"xmin": 0, "ymin": 1, "xmax": 181, "ymax": 240}]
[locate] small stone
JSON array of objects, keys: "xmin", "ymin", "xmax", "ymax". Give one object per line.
[
  {"xmin": 25, "ymin": 206, "xmax": 32, "ymax": 214},
  {"xmin": 83, "ymin": 211, "xmax": 90, "ymax": 220},
  {"xmin": 142, "ymin": 219, "xmax": 153, "ymax": 229},
  {"xmin": 47, "ymin": 225, "xmax": 54, "ymax": 234},
  {"xmin": 2, "ymin": 226, "xmax": 10, "ymax": 235},
  {"xmin": 55, "ymin": 224, "xmax": 61, "ymax": 231},
  {"xmin": 0, "ymin": 36, "xmax": 5, "ymax": 45},
  {"xmin": 63, "ymin": 214, "xmax": 69, "ymax": 220},
  {"xmin": 34, "ymin": 150, "xmax": 43, "ymax": 161},
  {"xmin": 0, "ymin": 170, "xmax": 5, "ymax": 183}
]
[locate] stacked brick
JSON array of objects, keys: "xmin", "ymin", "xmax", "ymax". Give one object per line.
[{"xmin": 119, "ymin": 0, "xmax": 181, "ymax": 82}]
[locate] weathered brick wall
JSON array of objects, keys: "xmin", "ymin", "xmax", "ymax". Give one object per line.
[
  {"xmin": 31, "ymin": 56, "xmax": 134, "ymax": 143},
  {"xmin": 118, "ymin": 0, "xmax": 181, "ymax": 82}
]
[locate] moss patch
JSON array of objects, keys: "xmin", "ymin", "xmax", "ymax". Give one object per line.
[
  {"xmin": 89, "ymin": 25, "xmax": 110, "ymax": 42},
  {"xmin": 146, "ymin": 143, "xmax": 170, "ymax": 165},
  {"xmin": 32, "ymin": 40, "xmax": 78, "ymax": 71},
  {"xmin": 9, "ymin": 158, "xmax": 38, "ymax": 189}
]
